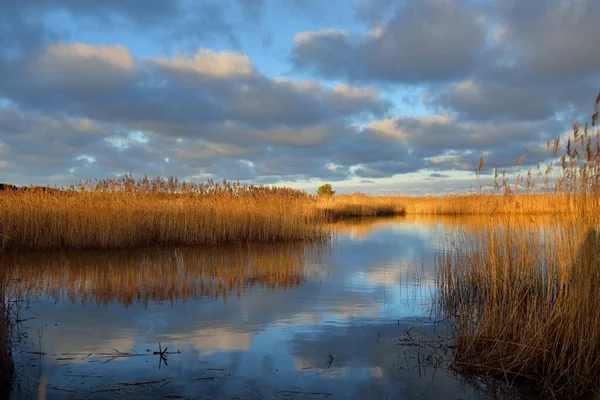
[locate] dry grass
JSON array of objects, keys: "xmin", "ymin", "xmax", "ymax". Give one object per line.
[
  {"xmin": 438, "ymin": 91, "xmax": 600, "ymax": 398},
  {"xmin": 3, "ymin": 242, "xmax": 326, "ymax": 306},
  {"xmin": 0, "ymin": 179, "xmax": 325, "ymax": 251}
]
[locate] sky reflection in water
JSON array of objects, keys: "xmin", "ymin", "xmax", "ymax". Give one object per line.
[{"xmin": 8, "ymin": 216, "xmax": 483, "ymax": 399}]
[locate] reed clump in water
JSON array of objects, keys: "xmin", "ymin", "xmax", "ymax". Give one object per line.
[
  {"xmin": 439, "ymin": 92, "xmax": 600, "ymax": 398},
  {"xmin": 317, "ymin": 193, "xmax": 405, "ymax": 220},
  {"xmin": 0, "ymin": 178, "xmax": 324, "ymax": 251}
]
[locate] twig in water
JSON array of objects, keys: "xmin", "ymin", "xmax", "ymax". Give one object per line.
[
  {"xmin": 273, "ymin": 389, "xmax": 332, "ymax": 397},
  {"xmin": 47, "ymin": 385, "xmax": 78, "ymax": 393},
  {"xmin": 325, "ymin": 352, "xmax": 334, "ymax": 369},
  {"xmin": 195, "ymin": 376, "xmax": 218, "ymax": 381}
]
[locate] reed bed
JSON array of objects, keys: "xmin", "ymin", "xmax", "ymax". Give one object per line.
[
  {"xmin": 319, "ymin": 192, "xmax": 590, "ymax": 219},
  {"xmin": 0, "ymin": 178, "xmax": 324, "ymax": 251},
  {"xmin": 439, "ymin": 219, "xmax": 600, "ymax": 398},
  {"xmin": 400, "ymin": 193, "xmax": 586, "ymax": 215},
  {"xmin": 438, "ymin": 91, "xmax": 600, "ymax": 397},
  {"xmin": 316, "ymin": 194, "xmax": 405, "ymax": 220}
]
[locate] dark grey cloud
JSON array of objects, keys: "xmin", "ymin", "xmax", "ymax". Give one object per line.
[
  {"xmin": 362, "ymin": 114, "xmax": 561, "ymax": 172},
  {"xmin": 0, "ymin": 42, "xmax": 399, "ymax": 186},
  {"xmin": 428, "ymin": 173, "xmax": 450, "ymax": 179},
  {"xmin": 289, "ymin": 0, "xmax": 600, "ymax": 158},
  {"xmin": 0, "ymin": 44, "xmax": 390, "ymax": 135},
  {"xmin": 292, "ymin": 0, "xmax": 600, "ymax": 87},
  {"xmin": 353, "ymin": 160, "xmax": 424, "ymax": 179},
  {"xmin": 291, "ymin": 0, "xmax": 487, "ymax": 83},
  {"xmin": 430, "ymin": 80, "xmax": 600, "ymax": 123},
  {"xmin": 423, "ymin": 0, "xmax": 600, "ymax": 127},
  {"xmin": 430, "ymin": 81, "xmax": 556, "ymax": 122},
  {"xmin": 365, "ymin": 116, "xmax": 559, "ymax": 156},
  {"xmin": 489, "ymin": 0, "xmax": 600, "ymax": 85}
]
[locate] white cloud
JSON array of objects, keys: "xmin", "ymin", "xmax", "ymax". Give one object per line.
[
  {"xmin": 152, "ymin": 49, "xmax": 255, "ymax": 78},
  {"xmin": 293, "ymin": 29, "xmax": 348, "ymax": 45},
  {"xmin": 42, "ymin": 43, "xmax": 135, "ymax": 71}
]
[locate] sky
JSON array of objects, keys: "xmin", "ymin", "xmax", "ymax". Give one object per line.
[{"xmin": 0, "ymin": 0, "xmax": 598, "ymax": 194}]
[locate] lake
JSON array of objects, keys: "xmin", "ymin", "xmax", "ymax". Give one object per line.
[{"xmin": 6, "ymin": 216, "xmax": 498, "ymax": 399}]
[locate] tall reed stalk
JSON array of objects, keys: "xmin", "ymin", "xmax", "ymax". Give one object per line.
[{"xmin": 439, "ymin": 92, "xmax": 600, "ymax": 398}]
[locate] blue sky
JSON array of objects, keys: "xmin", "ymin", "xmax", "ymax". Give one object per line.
[{"xmin": 0, "ymin": 0, "xmax": 599, "ymax": 194}]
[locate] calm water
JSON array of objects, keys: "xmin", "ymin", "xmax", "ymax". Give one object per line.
[{"xmin": 7, "ymin": 216, "xmax": 487, "ymax": 399}]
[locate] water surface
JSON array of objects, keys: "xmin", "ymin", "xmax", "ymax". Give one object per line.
[{"xmin": 7, "ymin": 216, "xmax": 497, "ymax": 399}]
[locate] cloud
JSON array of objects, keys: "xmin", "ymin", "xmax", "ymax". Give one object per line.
[
  {"xmin": 428, "ymin": 173, "xmax": 450, "ymax": 179},
  {"xmin": 1, "ymin": 0, "xmax": 599, "ymax": 191},
  {"xmin": 291, "ymin": 0, "xmax": 487, "ymax": 83},
  {"xmin": 429, "ymin": 78, "xmax": 599, "ymax": 124},
  {"xmin": 489, "ymin": 0, "xmax": 600, "ymax": 85},
  {"xmin": 0, "ymin": 42, "xmax": 403, "ymax": 184},
  {"xmin": 152, "ymin": 50, "xmax": 255, "ymax": 79},
  {"xmin": 2, "ymin": 43, "xmax": 390, "ymax": 128},
  {"xmin": 361, "ymin": 113, "xmax": 560, "ymax": 172},
  {"xmin": 366, "ymin": 115, "xmax": 558, "ymax": 155},
  {"xmin": 31, "ymin": 43, "xmax": 136, "ymax": 93},
  {"xmin": 430, "ymin": 80, "xmax": 556, "ymax": 122}
]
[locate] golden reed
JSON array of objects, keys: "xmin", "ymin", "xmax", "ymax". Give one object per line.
[
  {"xmin": 439, "ymin": 91, "xmax": 600, "ymax": 398},
  {"xmin": 0, "ymin": 179, "xmax": 325, "ymax": 251}
]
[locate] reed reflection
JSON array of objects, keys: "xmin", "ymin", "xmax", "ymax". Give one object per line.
[{"xmin": 5, "ymin": 242, "xmax": 328, "ymax": 307}]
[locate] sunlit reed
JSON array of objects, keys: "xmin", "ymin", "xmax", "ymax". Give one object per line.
[
  {"xmin": 317, "ymin": 193, "xmax": 405, "ymax": 220},
  {"xmin": 439, "ymin": 91, "xmax": 600, "ymax": 397},
  {"xmin": 0, "ymin": 179, "xmax": 324, "ymax": 251}
]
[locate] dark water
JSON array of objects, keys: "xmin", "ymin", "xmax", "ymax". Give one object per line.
[{"xmin": 7, "ymin": 216, "xmax": 483, "ymax": 399}]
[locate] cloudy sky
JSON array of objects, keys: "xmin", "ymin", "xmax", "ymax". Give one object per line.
[{"xmin": 0, "ymin": 0, "xmax": 598, "ymax": 193}]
